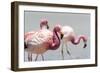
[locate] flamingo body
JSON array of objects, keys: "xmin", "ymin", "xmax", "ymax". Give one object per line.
[{"xmin": 25, "ymin": 29, "xmax": 53, "ymax": 54}]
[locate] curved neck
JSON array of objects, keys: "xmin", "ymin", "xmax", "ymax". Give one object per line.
[
  {"xmin": 49, "ymin": 30, "xmax": 60, "ymax": 50},
  {"xmin": 71, "ymin": 35, "xmax": 87, "ymax": 45}
]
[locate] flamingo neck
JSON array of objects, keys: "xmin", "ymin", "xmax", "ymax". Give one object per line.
[
  {"xmin": 49, "ymin": 30, "xmax": 60, "ymax": 50},
  {"xmin": 71, "ymin": 35, "xmax": 87, "ymax": 45},
  {"xmin": 40, "ymin": 24, "xmax": 49, "ymax": 29}
]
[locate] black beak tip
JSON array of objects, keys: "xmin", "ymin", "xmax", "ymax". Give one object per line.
[
  {"xmin": 61, "ymin": 34, "xmax": 64, "ymax": 39},
  {"xmin": 47, "ymin": 26, "xmax": 49, "ymax": 29},
  {"xmin": 83, "ymin": 43, "xmax": 87, "ymax": 48}
]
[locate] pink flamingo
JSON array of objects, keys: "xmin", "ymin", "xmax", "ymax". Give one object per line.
[
  {"xmin": 25, "ymin": 24, "xmax": 62, "ymax": 61},
  {"xmin": 24, "ymin": 19, "xmax": 49, "ymax": 61},
  {"xmin": 60, "ymin": 26, "xmax": 88, "ymax": 59},
  {"xmin": 25, "ymin": 19, "xmax": 49, "ymax": 46}
]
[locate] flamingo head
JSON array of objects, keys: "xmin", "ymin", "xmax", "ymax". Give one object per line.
[
  {"xmin": 83, "ymin": 35, "xmax": 88, "ymax": 48},
  {"xmin": 40, "ymin": 19, "xmax": 49, "ymax": 29},
  {"xmin": 54, "ymin": 24, "xmax": 64, "ymax": 39},
  {"xmin": 71, "ymin": 35, "xmax": 88, "ymax": 48}
]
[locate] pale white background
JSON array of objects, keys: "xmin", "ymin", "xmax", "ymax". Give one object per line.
[{"xmin": 0, "ymin": 0, "xmax": 99, "ymax": 73}]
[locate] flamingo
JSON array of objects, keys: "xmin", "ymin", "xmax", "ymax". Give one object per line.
[
  {"xmin": 24, "ymin": 19, "xmax": 49, "ymax": 61},
  {"xmin": 25, "ymin": 24, "xmax": 62, "ymax": 61},
  {"xmin": 60, "ymin": 26, "xmax": 88, "ymax": 59},
  {"xmin": 25, "ymin": 19, "xmax": 49, "ymax": 47}
]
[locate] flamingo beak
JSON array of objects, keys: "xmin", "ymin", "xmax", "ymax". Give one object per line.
[
  {"xmin": 83, "ymin": 42, "xmax": 87, "ymax": 48},
  {"xmin": 60, "ymin": 32, "xmax": 64, "ymax": 39},
  {"xmin": 47, "ymin": 25, "xmax": 49, "ymax": 29}
]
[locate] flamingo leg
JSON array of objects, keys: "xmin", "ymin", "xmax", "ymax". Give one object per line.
[
  {"xmin": 35, "ymin": 54, "xmax": 38, "ymax": 61},
  {"xmin": 28, "ymin": 52, "xmax": 32, "ymax": 61},
  {"xmin": 65, "ymin": 44, "xmax": 78, "ymax": 59},
  {"xmin": 24, "ymin": 50, "xmax": 26, "ymax": 61},
  {"xmin": 30, "ymin": 53, "xmax": 32, "ymax": 61},
  {"xmin": 65, "ymin": 44, "xmax": 71, "ymax": 56},
  {"xmin": 61, "ymin": 43, "xmax": 64, "ymax": 60},
  {"xmin": 41, "ymin": 54, "xmax": 44, "ymax": 61}
]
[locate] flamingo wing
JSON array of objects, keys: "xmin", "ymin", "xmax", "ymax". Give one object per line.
[
  {"xmin": 25, "ymin": 29, "xmax": 53, "ymax": 54},
  {"xmin": 26, "ymin": 29, "xmax": 53, "ymax": 48}
]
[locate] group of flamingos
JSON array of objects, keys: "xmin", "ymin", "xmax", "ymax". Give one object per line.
[{"xmin": 24, "ymin": 19, "xmax": 88, "ymax": 61}]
